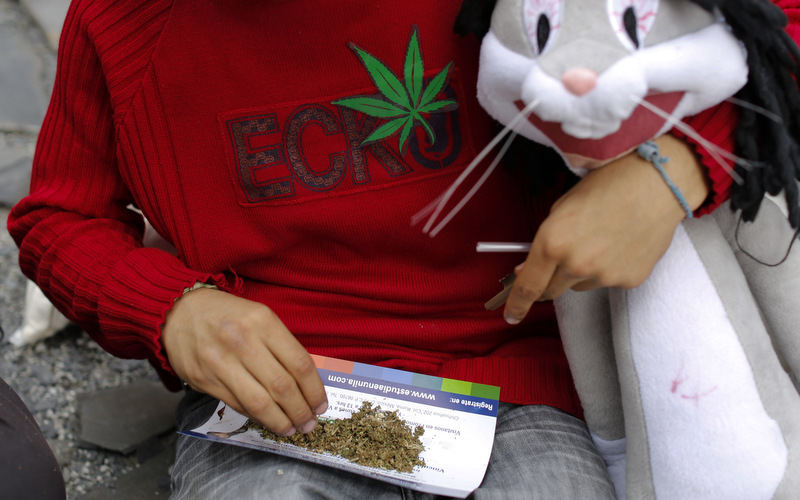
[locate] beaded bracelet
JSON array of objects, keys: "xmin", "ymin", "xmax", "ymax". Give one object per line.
[{"xmin": 637, "ymin": 141, "xmax": 694, "ymax": 219}]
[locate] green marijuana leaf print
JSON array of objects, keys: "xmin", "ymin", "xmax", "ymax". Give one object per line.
[{"xmin": 332, "ymin": 26, "xmax": 457, "ymax": 154}]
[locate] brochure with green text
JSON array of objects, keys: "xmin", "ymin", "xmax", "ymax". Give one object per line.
[{"xmin": 183, "ymin": 355, "xmax": 499, "ymax": 498}]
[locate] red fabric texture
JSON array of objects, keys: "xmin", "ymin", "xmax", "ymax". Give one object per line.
[
  {"xmin": 8, "ymin": 0, "xmax": 797, "ymax": 413},
  {"xmin": 675, "ymin": 102, "xmax": 739, "ymax": 217},
  {"xmin": 8, "ymin": 0, "xmax": 575, "ymax": 410}
]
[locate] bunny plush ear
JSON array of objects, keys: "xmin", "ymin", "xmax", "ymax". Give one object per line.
[{"xmin": 692, "ymin": 0, "xmax": 800, "ymax": 228}]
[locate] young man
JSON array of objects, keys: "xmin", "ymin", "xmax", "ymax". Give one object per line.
[{"xmin": 11, "ymin": 0, "xmax": 794, "ymax": 497}]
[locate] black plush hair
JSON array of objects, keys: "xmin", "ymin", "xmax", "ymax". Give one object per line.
[
  {"xmin": 454, "ymin": 0, "xmax": 497, "ymax": 38},
  {"xmin": 454, "ymin": 0, "xmax": 800, "ymax": 227},
  {"xmin": 696, "ymin": 0, "xmax": 800, "ymax": 228}
]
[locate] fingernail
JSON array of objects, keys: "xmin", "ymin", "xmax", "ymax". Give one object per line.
[
  {"xmin": 300, "ymin": 419, "xmax": 317, "ymax": 434},
  {"xmin": 279, "ymin": 426, "xmax": 296, "ymax": 437},
  {"xmin": 315, "ymin": 402, "xmax": 328, "ymax": 415},
  {"xmin": 514, "ymin": 263, "xmax": 525, "ymax": 272},
  {"xmin": 504, "ymin": 313, "xmax": 521, "ymax": 325}
]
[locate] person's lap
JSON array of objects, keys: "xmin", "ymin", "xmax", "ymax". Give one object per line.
[{"xmin": 170, "ymin": 390, "xmax": 615, "ymax": 499}]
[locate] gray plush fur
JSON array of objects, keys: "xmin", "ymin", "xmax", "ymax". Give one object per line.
[
  {"xmin": 556, "ymin": 288, "xmax": 623, "ymax": 440},
  {"xmin": 687, "ymin": 202, "xmax": 800, "ymax": 498},
  {"xmin": 557, "ymin": 200, "xmax": 800, "ymax": 498},
  {"xmin": 713, "ymin": 193, "xmax": 800, "ymax": 392}
]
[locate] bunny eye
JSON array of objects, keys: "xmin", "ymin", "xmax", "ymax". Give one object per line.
[
  {"xmin": 522, "ymin": 0, "xmax": 564, "ymax": 56},
  {"xmin": 608, "ymin": 0, "xmax": 659, "ymax": 51}
]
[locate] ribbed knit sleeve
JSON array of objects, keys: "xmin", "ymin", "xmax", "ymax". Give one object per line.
[
  {"xmin": 673, "ymin": 102, "xmax": 738, "ymax": 217},
  {"xmin": 6, "ymin": 0, "xmax": 232, "ymax": 389}
]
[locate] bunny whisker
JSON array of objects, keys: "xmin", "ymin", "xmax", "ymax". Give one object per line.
[
  {"xmin": 725, "ymin": 96, "xmax": 783, "ymax": 124},
  {"xmin": 410, "ymin": 192, "xmax": 446, "ymax": 226},
  {"xmin": 629, "ymin": 94, "xmax": 752, "ymax": 184},
  {"xmin": 428, "ymin": 128, "xmax": 519, "ymax": 237},
  {"xmin": 416, "ymin": 99, "xmax": 540, "ymax": 236}
]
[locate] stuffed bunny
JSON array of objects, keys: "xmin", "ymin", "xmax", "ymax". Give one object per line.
[{"xmin": 424, "ymin": 0, "xmax": 800, "ymax": 498}]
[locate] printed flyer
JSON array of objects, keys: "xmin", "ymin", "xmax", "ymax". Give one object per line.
[{"xmin": 182, "ymin": 355, "xmax": 500, "ymax": 498}]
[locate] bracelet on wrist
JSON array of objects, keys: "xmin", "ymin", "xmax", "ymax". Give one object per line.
[
  {"xmin": 174, "ymin": 281, "xmax": 218, "ymax": 302},
  {"xmin": 637, "ymin": 140, "xmax": 694, "ymax": 219}
]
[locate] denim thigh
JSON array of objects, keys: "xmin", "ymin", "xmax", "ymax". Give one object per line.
[{"xmin": 170, "ymin": 392, "xmax": 615, "ymax": 500}]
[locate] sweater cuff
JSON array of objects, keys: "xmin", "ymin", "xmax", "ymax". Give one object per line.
[
  {"xmin": 670, "ymin": 101, "xmax": 738, "ymax": 217},
  {"xmin": 97, "ymin": 248, "xmax": 241, "ymax": 390}
]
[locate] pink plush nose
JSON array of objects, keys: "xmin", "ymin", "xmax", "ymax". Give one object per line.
[{"xmin": 562, "ymin": 68, "xmax": 597, "ymax": 96}]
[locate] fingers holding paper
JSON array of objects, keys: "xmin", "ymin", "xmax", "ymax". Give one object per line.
[{"xmin": 161, "ymin": 288, "xmax": 328, "ymax": 436}]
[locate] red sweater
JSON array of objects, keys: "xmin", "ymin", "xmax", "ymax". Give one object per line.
[{"xmin": 10, "ymin": 0, "xmax": 792, "ymax": 414}]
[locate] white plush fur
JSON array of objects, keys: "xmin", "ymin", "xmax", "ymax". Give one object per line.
[
  {"xmin": 478, "ymin": 18, "xmax": 748, "ymax": 176},
  {"xmin": 627, "ymin": 225, "xmax": 786, "ymax": 499},
  {"xmin": 470, "ymin": 1, "xmax": 800, "ymax": 497}
]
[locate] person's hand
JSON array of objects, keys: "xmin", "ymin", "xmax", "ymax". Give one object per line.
[
  {"xmin": 162, "ymin": 288, "xmax": 328, "ymax": 436},
  {"xmin": 503, "ymin": 134, "xmax": 711, "ymax": 324}
]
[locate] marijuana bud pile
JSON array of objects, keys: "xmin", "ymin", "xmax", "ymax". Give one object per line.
[{"xmin": 246, "ymin": 401, "xmax": 425, "ymax": 473}]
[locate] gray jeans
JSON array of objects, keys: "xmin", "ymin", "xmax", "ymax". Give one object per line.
[{"xmin": 170, "ymin": 391, "xmax": 615, "ymax": 499}]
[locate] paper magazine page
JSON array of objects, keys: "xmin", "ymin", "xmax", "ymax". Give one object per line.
[{"xmin": 182, "ymin": 355, "xmax": 500, "ymax": 498}]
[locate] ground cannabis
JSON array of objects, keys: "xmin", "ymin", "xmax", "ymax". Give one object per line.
[{"xmin": 246, "ymin": 401, "xmax": 425, "ymax": 473}]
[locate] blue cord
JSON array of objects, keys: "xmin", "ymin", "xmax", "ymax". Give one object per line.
[{"xmin": 637, "ymin": 141, "xmax": 693, "ymax": 219}]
